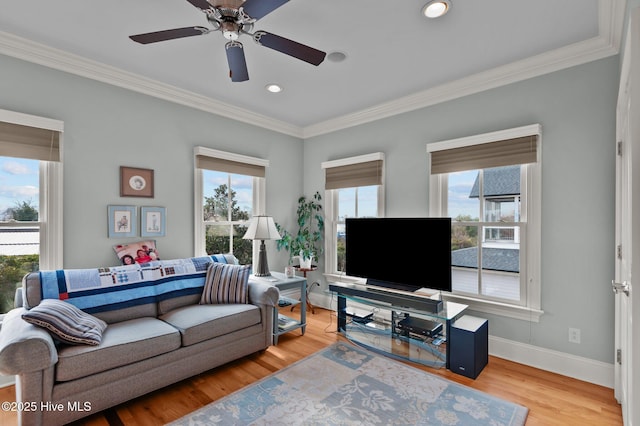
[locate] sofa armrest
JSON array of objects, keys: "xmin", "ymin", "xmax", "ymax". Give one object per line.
[
  {"xmin": 14, "ymin": 286, "xmax": 24, "ymax": 308},
  {"xmin": 248, "ymin": 280, "xmax": 279, "ymax": 307},
  {"xmin": 0, "ymin": 307, "xmax": 58, "ymax": 375}
]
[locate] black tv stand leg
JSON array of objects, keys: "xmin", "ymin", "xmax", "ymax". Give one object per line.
[{"xmin": 336, "ymin": 295, "xmax": 347, "ymax": 332}]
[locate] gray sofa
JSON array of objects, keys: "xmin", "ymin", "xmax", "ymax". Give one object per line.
[{"xmin": 0, "ymin": 255, "xmax": 279, "ymax": 425}]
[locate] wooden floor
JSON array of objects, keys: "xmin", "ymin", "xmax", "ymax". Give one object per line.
[{"xmin": 0, "ymin": 307, "xmax": 623, "ymax": 425}]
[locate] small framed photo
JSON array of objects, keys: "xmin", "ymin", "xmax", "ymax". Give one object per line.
[
  {"xmin": 120, "ymin": 166, "xmax": 154, "ymax": 198},
  {"xmin": 141, "ymin": 206, "xmax": 166, "ymax": 237},
  {"xmin": 108, "ymin": 205, "xmax": 137, "ymax": 238}
]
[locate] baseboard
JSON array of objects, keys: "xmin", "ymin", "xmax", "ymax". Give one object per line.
[
  {"xmin": 310, "ymin": 292, "xmax": 614, "ymax": 388},
  {"xmin": 489, "ymin": 336, "xmax": 614, "ymax": 388},
  {"xmin": 0, "ymin": 375, "xmax": 14, "ymax": 388}
]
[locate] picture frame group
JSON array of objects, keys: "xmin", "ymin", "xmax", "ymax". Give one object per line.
[{"xmin": 108, "ymin": 205, "xmax": 166, "ymax": 238}]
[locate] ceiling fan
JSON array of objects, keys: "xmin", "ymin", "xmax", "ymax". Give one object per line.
[{"xmin": 129, "ymin": 0, "xmax": 326, "ymax": 82}]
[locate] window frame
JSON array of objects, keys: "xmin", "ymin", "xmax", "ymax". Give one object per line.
[
  {"xmin": 322, "ymin": 153, "xmax": 385, "ymax": 280},
  {"xmin": 428, "ymin": 124, "xmax": 543, "ymax": 322},
  {"xmin": 0, "ymin": 109, "xmax": 63, "ymax": 270},
  {"xmin": 193, "ymin": 146, "xmax": 267, "ymax": 266}
]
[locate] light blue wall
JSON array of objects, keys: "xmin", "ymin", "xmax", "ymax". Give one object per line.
[
  {"xmin": 0, "ymin": 49, "xmax": 620, "ymax": 363},
  {"xmin": 0, "ymin": 54, "xmax": 304, "ymax": 268},
  {"xmin": 303, "ymin": 56, "xmax": 619, "ymax": 363}
]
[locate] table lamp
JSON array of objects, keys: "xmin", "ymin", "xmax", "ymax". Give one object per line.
[{"xmin": 243, "ymin": 215, "xmax": 281, "ymax": 276}]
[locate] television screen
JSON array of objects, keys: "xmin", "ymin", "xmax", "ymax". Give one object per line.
[{"xmin": 345, "ymin": 217, "xmax": 452, "ymax": 293}]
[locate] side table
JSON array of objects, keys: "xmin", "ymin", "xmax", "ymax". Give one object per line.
[{"xmin": 252, "ymin": 272, "xmax": 307, "ymax": 345}]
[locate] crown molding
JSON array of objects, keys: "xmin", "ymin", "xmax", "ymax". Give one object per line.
[
  {"xmin": 0, "ymin": 31, "xmax": 303, "ymax": 138},
  {"xmin": 0, "ymin": 0, "xmax": 624, "ymax": 140},
  {"xmin": 303, "ymin": 36, "xmax": 619, "ymax": 138},
  {"xmin": 303, "ymin": 0, "xmax": 624, "ymax": 138}
]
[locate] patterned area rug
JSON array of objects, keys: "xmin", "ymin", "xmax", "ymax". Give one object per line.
[{"xmin": 170, "ymin": 342, "xmax": 528, "ymax": 425}]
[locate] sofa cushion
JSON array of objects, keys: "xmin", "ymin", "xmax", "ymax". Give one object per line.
[
  {"xmin": 21, "ymin": 299, "xmax": 107, "ymax": 346},
  {"xmin": 159, "ymin": 304, "xmax": 261, "ymax": 347},
  {"xmin": 55, "ymin": 317, "xmax": 181, "ymax": 382},
  {"xmin": 157, "ymin": 294, "xmax": 200, "ymax": 316},
  {"xmin": 200, "ymin": 263, "xmax": 251, "ymax": 304}
]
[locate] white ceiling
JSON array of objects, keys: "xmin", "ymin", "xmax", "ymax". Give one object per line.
[{"xmin": 0, "ymin": 0, "xmax": 625, "ymax": 137}]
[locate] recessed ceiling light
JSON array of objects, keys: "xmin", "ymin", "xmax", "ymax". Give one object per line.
[
  {"xmin": 327, "ymin": 51, "xmax": 347, "ymax": 63},
  {"xmin": 265, "ymin": 84, "xmax": 282, "ymax": 93},
  {"xmin": 422, "ymin": 0, "xmax": 451, "ymax": 18}
]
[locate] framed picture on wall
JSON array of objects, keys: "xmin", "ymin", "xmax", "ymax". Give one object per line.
[
  {"xmin": 141, "ymin": 206, "xmax": 166, "ymax": 237},
  {"xmin": 120, "ymin": 166, "xmax": 154, "ymax": 198},
  {"xmin": 108, "ymin": 205, "xmax": 137, "ymax": 238}
]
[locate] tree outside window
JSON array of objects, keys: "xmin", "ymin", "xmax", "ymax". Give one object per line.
[
  {"xmin": 335, "ymin": 185, "xmax": 379, "ymax": 273},
  {"xmin": 0, "ymin": 157, "xmax": 40, "ymax": 313},
  {"xmin": 202, "ymin": 170, "xmax": 253, "ymax": 264}
]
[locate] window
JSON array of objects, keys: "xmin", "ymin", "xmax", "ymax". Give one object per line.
[
  {"xmin": 428, "ymin": 125, "xmax": 542, "ymax": 321},
  {"xmin": 322, "ymin": 153, "xmax": 385, "ymax": 276},
  {"xmin": 0, "ymin": 110, "xmax": 63, "ymax": 314},
  {"xmin": 194, "ymin": 147, "xmax": 268, "ymax": 265}
]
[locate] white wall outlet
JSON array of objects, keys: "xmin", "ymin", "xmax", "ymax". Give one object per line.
[{"xmin": 569, "ymin": 327, "xmax": 581, "ymax": 344}]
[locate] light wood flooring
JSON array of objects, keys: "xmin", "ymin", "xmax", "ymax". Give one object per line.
[{"xmin": 0, "ymin": 307, "xmax": 623, "ymax": 425}]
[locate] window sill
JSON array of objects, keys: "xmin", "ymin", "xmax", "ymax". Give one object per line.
[
  {"xmin": 441, "ymin": 293, "xmax": 544, "ymax": 323},
  {"xmin": 324, "ymin": 273, "xmax": 366, "ymax": 286},
  {"xmin": 324, "ymin": 273, "xmax": 543, "ymax": 323}
]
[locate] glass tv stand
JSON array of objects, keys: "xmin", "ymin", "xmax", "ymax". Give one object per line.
[{"xmin": 329, "ymin": 283, "xmax": 467, "ymax": 369}]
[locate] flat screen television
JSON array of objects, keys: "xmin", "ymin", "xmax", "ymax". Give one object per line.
[{"xmin": 345, "ymin": 217, "xmax": 452, "ymax": 293}]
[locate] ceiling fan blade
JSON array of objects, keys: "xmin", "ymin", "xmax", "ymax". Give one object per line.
[
  {"xmin": 242, "ymin": 0, "xmax": 289, "ymax": 20},
  {"xmin": 184, "ymin": 0, "xmax": 213, "ymax": 12},
  {"xmin": 253, "ymin": 31, "xmax": 326, "ymax": 66},
  {"xmin": 130, "ymin": 26, "xmax": 210, "ymax": 44},
  {"xmin": 225, "ymin": 41, "xmax": 249, "ymax": 82}
]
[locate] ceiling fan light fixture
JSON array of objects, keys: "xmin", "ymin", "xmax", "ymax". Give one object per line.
[
  {"xmin": 422, "ymin": 0, "xmax": 451, "ymax": 18},
  {"xmin": 221, "ymin": 21, "xmax": 240, "ymax": 40},
  {"xmin": 128, "ymin": 0, "xmax": 327, "ymax": 82},
  {"xmin": 265, "ymin": 84, "xmax": 283, "ymax": 93}
]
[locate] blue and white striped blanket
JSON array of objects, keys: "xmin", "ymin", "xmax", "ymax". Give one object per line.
[{"xmin": 39, "ymin": 255, "xmax": 235, "ymax": 313}]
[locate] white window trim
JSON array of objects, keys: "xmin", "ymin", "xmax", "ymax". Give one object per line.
[
  {"xmin": 0, "ymin": 109, "xmax": 63, "ymax": 270},
  {"xmin": 40, "ymin": 161, "xmax": 63, "ymax": 269},
  {"xmin": 427, "ymin": 124, "xmax": 543, "ymax": 322},
  {"xmin": 193, "ymin": 146, "xmax": 268, "ymax": 260},
  {"xmin": 321, "ymin": 152, "xmax": 385, "ymax": 275}
]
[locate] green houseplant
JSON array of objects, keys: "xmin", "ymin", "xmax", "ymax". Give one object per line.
[{"xmin": 276, "ymin": 191, "xmax": 324, "ymax": 269}]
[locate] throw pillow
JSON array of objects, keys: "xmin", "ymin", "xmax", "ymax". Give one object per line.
[
  {"xmin": 22, "ymin": 299, "xmax": 108, "ymax": 346},
  {"xmin": 200, "ymin": 263, "xmax": 251, "ymax": 305}
]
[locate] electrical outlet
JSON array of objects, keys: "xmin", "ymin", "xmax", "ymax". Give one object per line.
[{"xmin": 569, "ymin": 327, "xmax": 581, "ymax": 344}]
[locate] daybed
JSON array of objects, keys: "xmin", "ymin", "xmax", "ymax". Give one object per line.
[{"xmin": 0, "ymin": 255, "xmax": 279, "ymax": 425}]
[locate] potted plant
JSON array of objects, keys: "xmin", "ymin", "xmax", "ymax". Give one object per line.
[{"xmin": 276, "ymin": 191, "xmax": 324, "ymax": 270}]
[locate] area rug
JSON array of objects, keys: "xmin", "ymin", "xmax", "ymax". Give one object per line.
[{"xmin": 170, "ymin": 342, "xmax": 528, "ymax": 425}]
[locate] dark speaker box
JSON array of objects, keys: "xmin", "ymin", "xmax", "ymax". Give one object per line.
[{"xmin": 449, "ymin": 315, "xmax": 488, "ymax": 379}]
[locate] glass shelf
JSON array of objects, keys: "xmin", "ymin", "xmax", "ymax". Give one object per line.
[
  {"xmin": 344, "ymin": 318, "xmax": 447, "ymax": 368},
  {"xmin": 329, "ymin": 283, "xmax": 467, "ymax": 369}
]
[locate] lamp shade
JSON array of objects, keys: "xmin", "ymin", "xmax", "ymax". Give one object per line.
[{"xmin": 243, "ymin": 216, "xmax": 281, "ymax": 240}]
